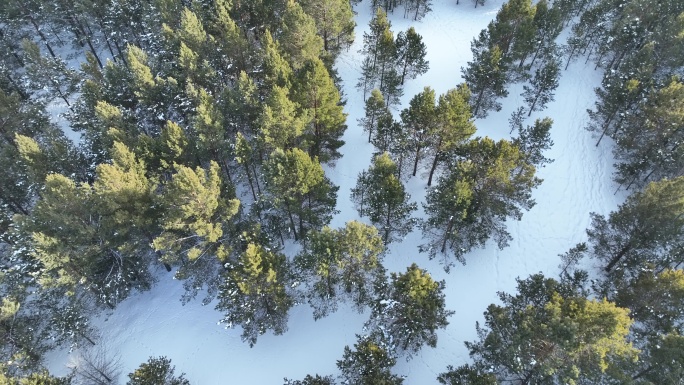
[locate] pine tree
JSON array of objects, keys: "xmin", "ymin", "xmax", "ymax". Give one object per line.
[
  {"xmin": 222, "ymin": 71, "xmax": 260, "ymax": 136},
  {"xmin": 420, "ymin": 137, "xmax": 541, "ymax": 269},
  {"xmin": 153, "ymin": 161, "xmax": 240, "ymax": 303},
  {"xmin": 260, "ymin": 31, "xmax": 293, "ymax": 91},
  {"xmin": 217, "ymin": 240, "xmax": 293, "ymax": 347},
  {"xmin": 613, "ymin": 76, "xmax": 684, "ymax": 190},
  {"xmin": 437, "ymin": 364, "xmax": 497, "ymax": 385},
  {"xmin": 521, "ymin": 55, "xmax": 560, "ymax": 116},
  {"xmin": 357, "ymin": 9, "xmax": 398, "ymax": 102},
  {"xmin": 465, "ymin": 273, "xmax": 638, "ymax": 384},
  {"xmin": 426, "ymin": 84, "xmax": 477, "ymax": 186},
  {"xmin": 299, "ymin": 0, "xmax": 355, "ymax": 58},
  {"xmin": 400, "ymin": 87, "xmax": 437, "ymax": 177},
  {"xmin": 284, "ymin": 375, "xmax": 336, "ymax": 385},
  {"xmin": 1, "ymin": 369, "xmax": 73, "ymax": 385},
  {"xmin": 259, "ymin": 85, "xmax": 309, "ymax": 154},
  {"xmin": 21, "ymin": 40, "xmax": 80, "ymax": 107},
  {"xmin": 263, "ymin": 148, "xmax": 338, "ymax": 241},
  {"xmin": 395, "ymin": 27, "xmax": 429, "ymax": 85},
  {"xmin": 369, "ymin": 263, "xmax": 452, "ymax": 356},
  {"xmin": 360, "ymin": 89, "xmax": 387, "ymax": 143},
  {"xmin": 206, "ymin": 0, "xmax": 250, "ymax": 77},
  {"xmin": 292, "ymin": 58, "xmax": 347, "ymax": 163},
  {"xmin": 278, "ymin": 0, "xmax": 324, "ymax": 70},
  {"xmin": 512, "ymin": 117, "xmax": 554, "ymax": 167},
  {"xmin": 462, "ymin": 45, "xmax": 508, "ymax": 118},
  {"xmin": 337, "ymin": 332, "xmax": 404, "ymax": 385},
  {"xmin": 611, "ymin": 269, "xmax": 684, "ymax": 337},
  {"xmin": 586, "ymin": 176, "xmax": 684, "ymax": 278},
  {"xmin": 295, "ymin": 221, "xmax": 384, "ymax": 319},
  {"xmin": 405, "ymin": 0, "xmax": 432, "ymax": 20},
  {"xmin": 127, "ymin": 357, "xmax": 190, "ymax": 385},
  {"xmin": 351, "ymin": 153, "xmax": 417, "ymax": 244}
]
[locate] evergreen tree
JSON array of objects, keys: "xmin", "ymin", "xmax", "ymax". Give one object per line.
[
  {"xmin": 405, "ymin": 0, "xmax": 432, "ymax": 20},
  {"xmin": 23, "ymin": 143, "xmax": 158, "ymax": 308},
  {"xmin": 263, "ymin": 148, "xmax": 338, "ymax": 241},
  {"xmin": 284, "ymin": 374, "xmax": 336, "ymax": 385},
  {"xmin": 278, "ymin": 0, "xmax": 324, "ymax": 70},
  {"xmin": 426, "ymin": 84, "xmax": 477, "ymax": 186},
  {"xmin": 295, "ymin": 221, "xmax": 384, "ymax": 319},
  {"xmin": 216, "ymin": 240, "xmax": 293, "ymax": 347},
  {"xmin": 420, "ymin": 137, "xmax": 541, "ymax": 269},
  {"xmin": 586, "ymin": 176, "xmax": 684, "ymax": 277},
  {"xmin": 21, "ymin": 40, "xmax": 79, "ymax": 107},
  {"xmin": 0, "ymin": 369, "xmax": 73, "ymax": 385},
  {"xmin": 521, "ymin": 55, "xmax": 560, "ymax": 116},
  {"xmin": 512, "ymin": 117, "xmax": 554, "ymax": 167},
  {"xmin": 153, "ymin": 161, "xmax": 240, "ymax": 303},
  {"xmin": 127, "ymin": 356, "xmax": 189, "ymax": 385},
  {"xmin": 337, "ymin": 332, "xmax": 404, "ymax": 385},
  {"xmin": 260, "ymin": 31, "xmax": 294, "ymax": 91},
  {"xmin": 369, "ymin": 263, "xmax": 453, "ymax": 356},
  {"xmin": 462, "ymin": 45, "xmax": 508, "ymax": 118},
  {"xmin": 299, "ymin": 0, "xmax": 355, "ymax": 58},
  {"xmin": 292, "ymin": 58, "xmax": 347, "ymax": 163},
  {"xmin": 395, "ymin": 27, "xmax": 429, "ymax": 85},
  {"xmin": 611, "ymin": 269, "xmax": 684, "ymax": 337},
  {"xmin": 437, "ymin": 364, "xmax": 497, "ymax": 385},
  {"xmin": 400, "ymin": 87, "xmax": 437, "ymax": 177},
  {"xmin": 360, "ymin": 89, "xmax": 387, "ymax": 143},
  {"xmin": 259, "ymin": 85, "xmax": 309, "ymax": 154},
  {"xmin": 357, "ymin": 9, "xmax": 399, "ymax": 103},
  {"xmin": 466, "ymin": 273, "xmax": 638, "ymax": 384},
  {"xmin": 613, "ymin": 77, "xmax": 684, "ymax": 190},
  {"xmin": 351, "ymin": 153, "xmax": 417, "ymax": 244}
]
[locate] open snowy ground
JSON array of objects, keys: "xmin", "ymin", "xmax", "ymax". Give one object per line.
[{"xmin": 46, "ymin": 0, "xmax": 627, "ymax": 383}]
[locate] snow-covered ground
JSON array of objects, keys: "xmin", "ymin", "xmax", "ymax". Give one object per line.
[{"xmin": 46, "ymin": 0, "xmax": 627, "ymax": 383}]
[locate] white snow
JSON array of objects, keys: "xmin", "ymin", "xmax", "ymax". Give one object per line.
[{"xmin": 45, "ymin": 0, "xmax": 628, "ymax": 383}]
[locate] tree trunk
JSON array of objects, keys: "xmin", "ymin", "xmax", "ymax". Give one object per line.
[
  {"xmin": 605, "ymin": 242, "xmax": 633, "ymax": 272},
  {"xmin": 412, "ymin": 145, "xmax": 422, "ymax": 176},
  {"xmin": 427, "ymin": 145, "xmax": 441, "ymax": 186}
]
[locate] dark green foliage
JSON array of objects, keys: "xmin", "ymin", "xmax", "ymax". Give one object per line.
[
  {"xmin": 351, "ymin": 153, "xmax": 417, "ymax": 244},
  {"xmin": 466, "ymin": 274, "xmax": 638, "ymax": 385},
  {"xmin": 284, "ymin": 374, "xmax": 336, "ymax": 385},
  {"xmin": 360, "ymin": 88, "xmax": 386, "ymax": 143},
  {"xmin": 400, "ymin": 86, "xmax": 437, "ymax": 177},
  {"xmin": 300, "ymin": 0, "xmax": 355, "ymax": 58},
  {"xmin": 216, "ymin": 240, "xmax": 294, "ymax": 347},
  {"xmin": 262, "ymin": 148, "xmax": 338, "ymax": 241},
  {"xmin": 278, "ymin": 1, "xmax": 324, "ymax": 70},
  {"xmin": 586, "ymin": 176, "xmax": 684, "ymax": 277},
  {"xmin": 127, "ymin": 356, "xmax": 189, "ymax": 385},
  {"xmin": 462, "ymin": 45, "xmax": 508, "ymax": 118},
  {"xmin": 522, "ymin": 56, "xmax": 560, "ymax": 116},
  {"xmin": 426, "ymin": 84, "xmax": 477, "ymax": 186},
  {"xmin": 357, "ymin": 9, "xmax": 402, "ymax": 106},
  {"xmin": 437, "ymin": 364, "xmax": 497, "ymax": 385},
  {"xmin": 20, "ymin": 143, "xmax": 159, "ymax": 309},
  {"xmin": 611, "ymin": 269, "xmax": 684, "ymax": 337},
  {"xmin": 337, "ymin": 332, "xmax": 404, "ymax": 385},
  {"xmin": 1, "ymin": 369, "xmax": 73, "ymax": 385},
  {"xmin": 512, "ymin": 117, "xmax": 554, "ymax": 167},
  {"xmin": 295, "ymin": 221, "xmax": 385, "ymax": 319},
  {"xmin": 395, "ymin": 28, "xmax": 429, "ymax": 85},
  {"xmin": 369, "ymin": 263, "xmax": 453, "ymax": 356},
  {"xmin": 420, "ymin": 137, "xmax": 541, "ymax": 269},
  {"xmin": 153, "ymin": 161, "xmax": 240, "ymax": 304},
  {"xmin": 292, "ymin": 58, "xmax": 347, "ymax": 163}
]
